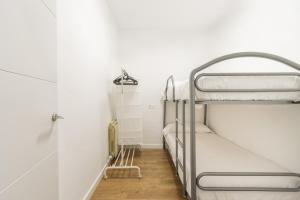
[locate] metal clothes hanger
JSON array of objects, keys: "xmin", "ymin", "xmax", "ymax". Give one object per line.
[{"xmin": 113, "ymin": 69, "xmax": 138, "ymax": 85}]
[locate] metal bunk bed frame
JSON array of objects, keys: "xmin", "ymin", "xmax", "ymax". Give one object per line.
[
  {"xmin": 189, "ymin": 52, "xmax": 300, "ymax": 200},
  {"xmin": 163, "ymin": 52, "xmax": 300, "ymax": 200}
]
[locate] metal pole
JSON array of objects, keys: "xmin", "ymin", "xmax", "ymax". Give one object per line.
[
  {"xmin": 175, "ymin": 100, "xmax": 179, "ymax": 174},
  {"xmin": 189, "ymin": 71, "xmax": 197, "ymax": 200},
  {"xmin": 163, "ymin": 100, "xmax": 167, "ymax": 150},
  {"xmin": 204, "ymin": 104, "xmax": 208, "ymax": 125},
  {"xmin": 182, "ymin": 100, "xmax": 187, "ymax": 197}
]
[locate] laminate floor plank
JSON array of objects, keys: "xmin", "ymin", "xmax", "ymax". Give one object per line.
[{"xmin": 91, "ymin": 149, "xmax": 185, "ymax": 200}]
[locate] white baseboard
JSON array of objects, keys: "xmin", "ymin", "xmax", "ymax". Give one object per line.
[
  {"xmin": 82, "ymin": 157, "xmax": 111, "ymax": 200},
  {"xmin": 142, "ymin": 144, "xmax": 163, "ymax": 149}
]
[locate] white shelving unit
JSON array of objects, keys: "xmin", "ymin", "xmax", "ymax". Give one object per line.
[
  {"xmin": 114, "ymin": 85, "xmax": 143, "ymax": 146},
  {"xmin": 104, "ymin": 84, "xmax": 142, "ymax": 178}
]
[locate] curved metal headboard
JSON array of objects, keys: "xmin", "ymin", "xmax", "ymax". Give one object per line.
[
  {"xmin": 190, "ymin": 52, "xmax": 300, "ymax": 92},
  {"xmin": 188, "ymin": 52, "xmax": 300, "ymax": 200},
  {"xmin": 164, "ymin": 75, "xmax": 175, "ymax": 101}
]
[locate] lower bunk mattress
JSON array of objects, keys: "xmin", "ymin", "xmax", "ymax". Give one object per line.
[{"xmin": 163, "ymin": 129, "xmax": 300, "ymax": 200}]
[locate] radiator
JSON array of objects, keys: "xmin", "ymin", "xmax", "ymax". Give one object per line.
[{"xmin": 108, "ymin": 120, "xmax": 119, "ymax": 158}]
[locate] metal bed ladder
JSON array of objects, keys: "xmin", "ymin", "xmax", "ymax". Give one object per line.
[
  {"xmin": 175, "ymin": 100, "xmax": 187, "ymax": 197},
  {"xmin": 163, "ymin": 75, "xmax": 187, "ymax": 197}
]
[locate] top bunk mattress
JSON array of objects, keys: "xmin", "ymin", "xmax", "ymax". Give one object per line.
[{"xmin": 163, "ymin": 76, "xmax": 300, "ymax": 101}]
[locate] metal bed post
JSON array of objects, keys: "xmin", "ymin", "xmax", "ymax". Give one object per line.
[
  {"xmin": 163, "ymin": 75, "xmax": 175, "ymax": 150},
  {"xmin": 182, "ymin": 100, "xmax": 187, "ymax": 197},
  {"xmin": 189, "ymin": 52, "xmax": 300, "ymax": 200},
  {"xmin": 203, "ymin": 104, "xmax": 208, "ymax": 126},
  {"xmin": 175, "ymin": 100, "xmax": 179, "ymax": 174},
  {"xmin": 189, "ymin": 69, "xmax": 197, "ymax": 200},
  {"xmin": 163, "ymin": 100, "xmax": 167, "ymax": 150}
]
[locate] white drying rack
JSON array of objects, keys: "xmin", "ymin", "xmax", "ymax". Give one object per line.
[
  {"xmin": 104, "ymin": 145, "xmax": 142, "ymax": 179},
  {"xmin": 105, "ymin": 69, "xmax": 142, "ymax": 179}
]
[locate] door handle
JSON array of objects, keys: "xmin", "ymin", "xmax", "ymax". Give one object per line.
[{"xmin": 52, "ymin": 113, "xmax": 64, "ymax": 122}]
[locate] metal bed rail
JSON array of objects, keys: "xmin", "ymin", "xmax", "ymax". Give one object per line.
[
  {"xmin": 164, "ymin": 75, "xmax": 176, "ymax": 102},
  {"xmin": 189, "ymin": 52, "xmax": 300, "ymax": 200},
  {"xmin": 196, "ymin": 172, "xmax": 300, "ymax": 192},
  {"xmin": 163, "ymin": 75, "xmax": 175, "ymax": 149},
  {"xmin": 162, "ymin": 74, "xmax": 176, "ymax": 146},
  {"xmin": 195, "ymin": 72, "xmax": 300, "ymax": 93},
  {"xmin": 162, "ymin": 74, "xmax": 175, "ymax": 149}
]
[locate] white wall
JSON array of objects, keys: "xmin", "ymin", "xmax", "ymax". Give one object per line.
[
  {"xmin": 57, "ymin": 0, "xmax": 119, "ymax": 199},
  {"xmin": 0, "ymin": 0, "xmax": 58, "ymax": 199},
  {"xmin": 120, "ymin": 30, "xmax": 211, "ymax": 147},
  {"xmin": 120, "ymin": 0, "xmax": 300, "ymax": 172}
]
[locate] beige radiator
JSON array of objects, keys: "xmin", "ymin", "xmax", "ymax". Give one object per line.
[
  {"xmin": 108, "ymin": 120, "xmax": 119, "ymax": 158},
  {"xmin": 104, "ymin": 119, "xmax": 142, "ymax": 179}
]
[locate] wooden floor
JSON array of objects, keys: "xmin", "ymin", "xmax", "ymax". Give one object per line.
[{"xmin": 91, "ymin": 149, "xmax": 185, "ymax": 200}]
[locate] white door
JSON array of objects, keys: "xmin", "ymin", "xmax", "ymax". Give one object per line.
[{"xmin": 0, "ymin": 0, "xmax": 58, "ymax": 200}]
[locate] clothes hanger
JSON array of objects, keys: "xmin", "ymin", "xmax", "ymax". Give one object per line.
[{"xmin": 113, "ymin": 69, "xmax": 138, "ymax": 85}]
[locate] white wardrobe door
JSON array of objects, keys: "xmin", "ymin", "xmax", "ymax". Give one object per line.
[
  {"xmin": 0, "ymin": 72, "xmax": 57, "ymax": 192},
  {"xmin": 0, "ymin": 0, "xmax": 58, "ymax": 199},
  {"xmin": 0, "ymin": 0, "xmax": 56, "ymax": 82}
]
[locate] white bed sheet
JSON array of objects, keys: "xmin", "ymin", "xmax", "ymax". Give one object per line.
[
  {"xmin": 163, "ymin": 76, "xmax": 300, "ymax": 101},
  {"xmin": 163, "ymin": 80, "xmax": 189, "ymax": 100},
  {"xmin": 162, "ymin": 123, "xmax": 213, "ymax": 135},
  {"xmin": 163, "ymin": 131, "xmax": 300, "ymax": 200}
]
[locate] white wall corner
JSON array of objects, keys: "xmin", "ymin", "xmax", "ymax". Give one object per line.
[{"xmin": 82, "ymin": 157, "xmax": 111, "ymax": 200}]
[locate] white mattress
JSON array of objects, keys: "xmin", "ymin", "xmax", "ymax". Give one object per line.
[
  {"xmin": 163, "ymin": 80, "xmax": 189, "ymax": 100},
  {"xmin": 162, "ymin": 123, "xmax": 213, "ymax": 135},
  {"xmin": 163, "ymin": 130, "xmax": 300, "ymax": 200},
  {"xmin": 163, "ymin": 76, "xmax": 300, "ymax": 101}
]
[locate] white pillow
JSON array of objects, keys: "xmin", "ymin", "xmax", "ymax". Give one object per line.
[{"xmin": 164, "ymin": 123, "xmax": 212, "ymax": 134}]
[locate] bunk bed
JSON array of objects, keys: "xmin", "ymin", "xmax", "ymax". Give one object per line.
[{"xmin": 162, "ymin": 52, "xmax": 300, "ymax": 200}]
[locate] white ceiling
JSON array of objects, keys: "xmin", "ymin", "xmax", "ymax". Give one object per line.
[{"xmin": 106, "ymin": 0, "xmax": 239, "ymax": 30}]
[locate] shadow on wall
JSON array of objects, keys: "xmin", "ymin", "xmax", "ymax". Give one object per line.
[{"xmin": 106, "ymin": 67, "xmax": 121, "ymax": 120}]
